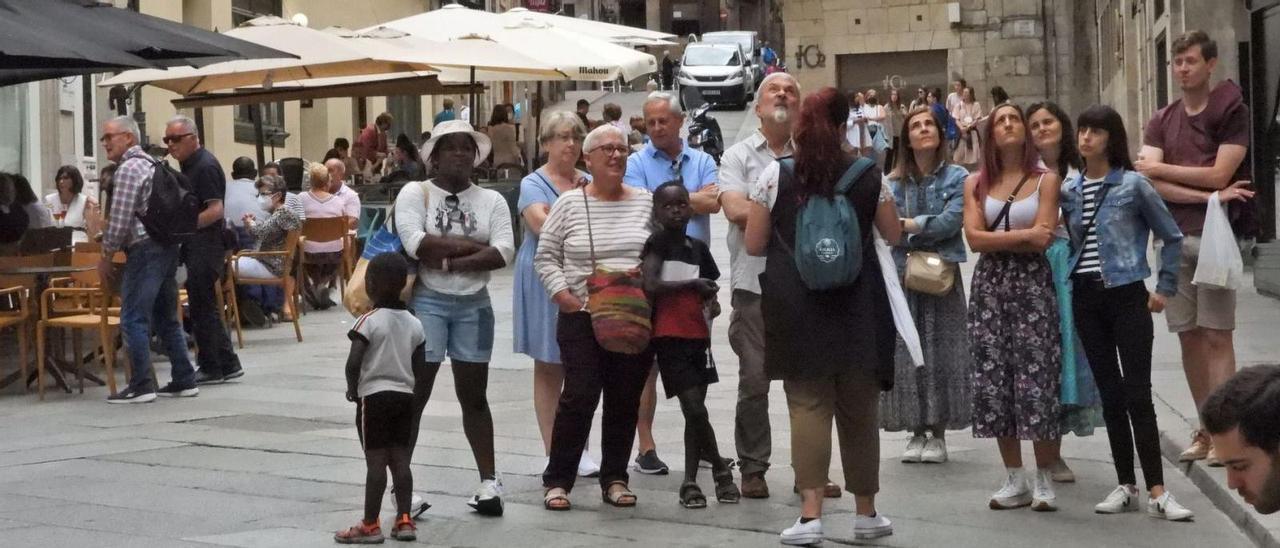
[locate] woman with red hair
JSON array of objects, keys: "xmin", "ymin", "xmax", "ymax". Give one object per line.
[
  {"xmin": 744, "ymin": 87, "xmax": 903, "ymax": 544},
  {"xmin": 961, "ymin": 102, "xmax": 1064, "ymax": 512}
]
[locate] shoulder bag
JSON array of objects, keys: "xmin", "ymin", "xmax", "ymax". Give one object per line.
[
  {"xmin": 902, "ymin": 179, "xmax": 958, "ymax": 296},
  {"xmin": 343, "ymin": 181, "xmax": 428, "ymax": 317},
  {"xmin": 582, "ymin": 189, "xmax": 651, "ymax": 354}
]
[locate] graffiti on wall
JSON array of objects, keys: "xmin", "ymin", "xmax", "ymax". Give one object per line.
[{"xmin": 794, "ymin": 44, "xmax": 826, "ymax": 68}]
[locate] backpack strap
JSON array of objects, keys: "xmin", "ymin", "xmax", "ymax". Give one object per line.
[{"xmin": 835, "ymin": 157, "xmax": 875, "ymax": 195}]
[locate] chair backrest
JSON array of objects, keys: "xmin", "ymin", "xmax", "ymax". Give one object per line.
[
  {"xmin": 68, "ymin": 251, "xmax": 103, "ymax": 287},
  {"xmin": 73, "ymin": 241, "xmax": 102, "ymax": 253},
  {"xmin": 301, "ymin": 217, "xmax": 349, "ymax": 245},
  {"xmin": 19, "ymin": 227, "xmax": 74, "ymax": 255}
]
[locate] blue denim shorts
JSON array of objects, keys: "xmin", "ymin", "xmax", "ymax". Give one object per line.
[{"xmin": 413, "ymin": 288, "xmax": 495, "ymax": 363}]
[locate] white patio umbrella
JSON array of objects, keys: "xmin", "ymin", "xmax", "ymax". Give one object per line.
[{"xmin": 498, "ymin": 7, "xmax": 676, "ymax": 45}]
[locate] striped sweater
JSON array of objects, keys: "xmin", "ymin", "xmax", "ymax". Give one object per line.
[{"xmin": 534, "ymin": 187, "xmax": 653, "ymax": 303}]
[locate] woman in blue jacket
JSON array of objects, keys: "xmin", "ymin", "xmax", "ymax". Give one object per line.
[{"xmin": 1061, "ymin": 105, "xmax": 1192, "ymax": 521}]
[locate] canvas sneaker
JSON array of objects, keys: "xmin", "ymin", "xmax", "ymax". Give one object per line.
[
  {"xmin": 989, "ymin": 470, "xmax": 1032, "ymax": 510},
  {"xmin": 780, "ymin": 517, "xmax": 823, "ymax": 546},
  {"xmin": 223, "ymin": 366, "xmax": 245, "ymax": 381},
  {"xmin": 853, "ymin": 512, "xmax": 893, "ymax": 540},
  {"xmin": 1148, "ymin": 492, "xmax": 1195, "ymax": 521},
  {"xmin": 387, "ymin": 486, "xmax": 430, "ymax": 520},
  {"xmin": 901, "ymin": 435, "xmax": 926, "ymax": 463},
  {"xmin": 920, "ymin": 437, "xmax": 948, "ymax": 464},
  {"xmin": 1031, "ymin": 469, "xmax": 1057, "ymax": 511},
  {"xmin": 1048, "ymin": 459, "xmax": 1076, "ymax": 483},
  {"xmin": 633, "ymin": 450, "xmax": 669, "ymax": 475},
  {"xmin": 157, "ymin": 382, "xmax": 199, "ymax": 398},
  {"xmin": 194, "ymin": 369, "xmax": 225, "ymax": 385},
  {"xmin": 578, "ymin": 451, "xmax": 601, "ymax": 477},
  {"xmin": 1095, "ymin": 485, "xmax": 1139, "ymax": 514},
  {"xmin": 106, "ymin": 387, "xmax": 156, "ymax": 404},
  {"xmin": 467, "ymin": 477, "xmax": 504, "ymax": 516}
]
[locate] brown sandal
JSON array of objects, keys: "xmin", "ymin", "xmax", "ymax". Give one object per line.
[
  {"xmin": 544, "ymin": 488, "xmax": 571, "ymax": 511},
  {"xmin": 601, "ymin": 481, "xmax": 637, "ymax": 507}
]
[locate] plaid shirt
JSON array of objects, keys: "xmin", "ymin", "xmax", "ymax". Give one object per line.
[{"xmin": 102, "ymin": 146, "xmax": 153, "ymax": 255}]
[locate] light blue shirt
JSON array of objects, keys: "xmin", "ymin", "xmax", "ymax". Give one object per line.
[{"xmin": 623, "ymin": 140, "xmax": 718, "ymax": 243}]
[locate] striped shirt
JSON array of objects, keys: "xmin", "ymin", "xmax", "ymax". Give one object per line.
[
  {"xmin": 1074, "ymin": 176, "xmax": 1105, "ymax": 274},
  {"xmin": 535, "ymin": 187, "xmax": 653, "ymax": 303},
  {"xmin": 102, "ymin": 146, "xmax": 154, "ymax": 255}
]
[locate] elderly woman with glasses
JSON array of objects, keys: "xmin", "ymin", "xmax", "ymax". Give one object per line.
[
  {"xmin": 535, "ymin": 124, "xmax": 654, "ymax": 511},
  {"xmin": 235, "ymin": 175, "xmax": 301, "ymax": 280},
  {"xmin": 512, "ymin": 111, "xmax": 601, "ymax": 476}
]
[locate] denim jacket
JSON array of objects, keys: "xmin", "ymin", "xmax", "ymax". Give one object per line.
[
  {"xmin": 1060, "ymin": 168, "xmax": 1183, "ymax": 296},
  {"xmin": 889, "ymin": 163, "xmax": 969, "ymax": 269}
]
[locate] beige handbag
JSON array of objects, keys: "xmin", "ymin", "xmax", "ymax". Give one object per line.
[{"xmin": 902, "ymin": 183, "xmax": 957, "ymax": 296}]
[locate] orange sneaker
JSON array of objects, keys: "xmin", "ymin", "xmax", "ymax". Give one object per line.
[
  {"xmin": 391, "ymin": 513, "xmax": 417, "ymax": 541},
  {"xmin": 334, "ymin": 519, "xmax": 383, "ymax": 544}
]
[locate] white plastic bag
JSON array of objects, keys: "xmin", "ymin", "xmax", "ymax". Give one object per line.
[
  {"xmin": 873, "ymin": 229, "xmax": 924, "ymax": 367},
  {"xmin": 1192, "ymin": 191, "xmax": 1244, "ymax": 290}
]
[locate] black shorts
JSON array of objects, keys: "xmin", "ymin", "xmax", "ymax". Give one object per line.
[
  {"xmin": 653, "ymin": 337, "xmax": 718, "ymax": 399},
  {"xmin": 355, "ymin": 391, "xmax": 416, "ymax": 451}
]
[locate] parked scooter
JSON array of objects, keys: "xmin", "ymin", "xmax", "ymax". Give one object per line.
[{"xmin": 681, "ymin": 86, "xmax": 725, "ymax": 164}]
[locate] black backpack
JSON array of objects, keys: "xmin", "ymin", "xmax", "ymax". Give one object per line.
[{"xmin": 138, "ymin": 158, "xmax": 200, "ymax": 245}]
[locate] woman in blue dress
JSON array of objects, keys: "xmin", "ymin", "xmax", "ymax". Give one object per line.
[{"xmin": 513, "ymin": 111, "xmax": 598, "ymax": 476}]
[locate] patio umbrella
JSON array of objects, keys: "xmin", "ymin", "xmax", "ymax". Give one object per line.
[
  {"xmin": 498, "ymin": 7, "xmax": 676, "ymax": 45},
  {"xmin": 171, "ymin": 73, "xmax": 477, "ymax": 109},
  {"xmin": 100, "ymin": 17, "xmax": 446, "ymax": 96}
]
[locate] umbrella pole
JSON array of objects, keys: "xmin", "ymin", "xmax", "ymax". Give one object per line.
[
  {"xmin": 252, "ymin": 103, "xmax": 266, "ymax": 168},
  {"xmin": 535, "ymin": 81, "xmax": 542, "ymax": 166},
  {"xmin": 470, "ymin": 66, "xmax": 476, "ymax": 125}
]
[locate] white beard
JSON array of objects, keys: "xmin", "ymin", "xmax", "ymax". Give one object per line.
[{"xmin": 771, "ymin": 107, "xmax": 790, "ymax": 124}]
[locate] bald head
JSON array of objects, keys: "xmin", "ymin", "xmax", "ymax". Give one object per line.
[{"xmin": 325, "ymin": 158, "xmax": 346, "ymax": 192}]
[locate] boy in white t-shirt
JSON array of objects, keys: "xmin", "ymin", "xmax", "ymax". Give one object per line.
[{"xmin": 336, "ymin": 253, "xmax": 428, "ymax": 544}]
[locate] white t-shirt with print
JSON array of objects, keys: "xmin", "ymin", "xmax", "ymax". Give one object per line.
[
  {"xmin": 395, "ymin": 180, "xmax": 515, "ymax": 295},
  {"xmin": 349, "ymin": 307, "xmax": 426, "ymax": 398}
]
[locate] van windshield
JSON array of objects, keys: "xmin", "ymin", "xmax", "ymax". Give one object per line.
[{"xmin": 683, "ymin": 47, "xmax": 739, "ymax": 67}]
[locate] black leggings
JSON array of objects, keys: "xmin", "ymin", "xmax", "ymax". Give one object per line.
[
  {"xmin": 677, "ymin": 385, "xmax": 729, "ymax": 483},
  {"xmin": 1073, "ymin": 279, "xmax": 1163, "ymax": 489},
  {"xmin": 364, "ymin": 446, "xmax": 412, "ymax": 522},
  {"xmin": 412, "ymin": 360, "xmax": 496, "ymax": 480}
]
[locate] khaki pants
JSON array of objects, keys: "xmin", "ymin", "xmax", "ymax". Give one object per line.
[{"xmin": 784, "ymin": 369, "xmax": 881, "ymax": 496}]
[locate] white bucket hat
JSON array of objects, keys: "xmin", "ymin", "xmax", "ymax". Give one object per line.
[{"xmin": 420, "ymin": 120, "xmax": 492, "ymax": 168}]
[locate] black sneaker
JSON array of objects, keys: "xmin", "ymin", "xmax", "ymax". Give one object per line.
[
  {"xmin": 238, "ymin": 299, "xmax": 268, "ymax": 327},
  {"xmin": 195, "ymin": 369, "xmax": 225, "ymax": 385},
  {"xmin": 157, "ymin": 382, "xmax": 199, "ymax": 398},
  {"xmin": 223, "ymin": 367, "xmax": 245, "ymax": 381},
  {"xmin": 106, "ymin": 387, "xmax": 157, "ymax": 404},
  {"xmin": 634, "ymin": 450, "xmax": 669, "ymax": 475}
]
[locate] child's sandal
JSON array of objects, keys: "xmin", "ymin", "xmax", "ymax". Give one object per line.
[
  {"xmin": 714, "ymin": 471, "xmax": 741, "ymax": 504},
  {"xmin": 679, "ymin": 482, "xmax": 708, "ymax": 509}
]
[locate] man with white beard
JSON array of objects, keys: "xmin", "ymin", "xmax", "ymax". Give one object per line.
[{"xmin": 718, "ymin": 72, "xmax": 839, "ymax": 498}]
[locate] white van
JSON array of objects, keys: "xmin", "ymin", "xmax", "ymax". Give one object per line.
[
  {"xmin": 675, "ymin": 43, "xmax": 754, "ymax": 110},
  {"xmin": 701, "ymin": 31, "xmax": 762, "ymax": 87}
]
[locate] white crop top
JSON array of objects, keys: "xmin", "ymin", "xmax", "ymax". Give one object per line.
[{"xmin": 983, "ymin": 174, "xmax": 1044, "ymax": 232}]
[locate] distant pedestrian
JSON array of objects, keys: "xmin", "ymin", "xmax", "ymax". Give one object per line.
[
  {"xmin": 357, "ymin": 113, "xmax": 393, "ymax": 174},
  {"xmin": 335, "ymin": 252, "xmax": 427, "ymax": 544},
  {"xmin": 434, "ymin": 98, "xmax": 456, "ymax": 127},
  {"xmin": 761, "ymin": 41, "xmax": 777, "ymax": 67},
  {"xmin": 575, "ymin": 99, "xmax": 592, "ymax": 130},
  {"xmin": 661, "ymin": 51, "xmax": 676, "ymax": 90}
]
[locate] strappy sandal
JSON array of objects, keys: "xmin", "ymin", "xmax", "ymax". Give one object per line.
[
  {"xmin": 714, "ymin": 471, "xmax": 741, "ymax": 504},
  {"xmin": 543, "ymin": 488, "xmax": 571, "ymax": 511},
  {"xmin": 601, "ymin": 481, "xmax": 637, "ymax": 507},
  {"xmin": 679, "ymin": 482, "xmax": 708, "ymax": 509}
]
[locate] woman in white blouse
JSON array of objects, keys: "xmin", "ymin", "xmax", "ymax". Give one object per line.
[{"xmin": 43, "ymin": 165, "xmax": 99, "ymax": 242}]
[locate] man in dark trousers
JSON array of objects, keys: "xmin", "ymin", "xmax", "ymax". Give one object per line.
[
  {"xmin": 661, "ymin": 51, "xmax": 676, "ymax": 91},
  {"xmin": 164, "ymin": 115, "xmax": 244, "ymax": 385}
]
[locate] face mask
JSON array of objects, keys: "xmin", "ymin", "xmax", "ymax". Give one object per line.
[{"xmin": 257, "ymin": 195, "xmax": 274, "ymax": 210}]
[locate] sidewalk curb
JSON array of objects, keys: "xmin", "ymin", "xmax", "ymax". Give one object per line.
[{"xmin": 1156, "ymin": 398, "xmax": 1280, "ymax": 547}]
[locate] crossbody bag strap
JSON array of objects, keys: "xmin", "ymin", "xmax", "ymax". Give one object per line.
[
  {"xmin": 581, "ymin": 188, "xmax": 597, "ymax": 270},
  {"xmin": 986, "ymin": 172, "xmax": 1033, "ymax": 232},
  {"xmin": 1069, "ymin": 182, "xmax": 1112, "ymax": 265},
  {"xmin": 533, "ymin": 170, "xmax": 561, "ymax": 199}
]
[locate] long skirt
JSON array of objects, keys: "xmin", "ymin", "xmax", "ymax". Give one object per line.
[
  {"xmin": 968, "ymin": 252, "xmax": 1062, "ymax": 441},
  {"xmin": 880, "ymin": 268, "xmax": 973, "ymax": 432}
]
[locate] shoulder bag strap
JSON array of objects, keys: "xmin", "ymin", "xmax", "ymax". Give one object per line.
[
  {"xmin": 533, "ymin": 170, "xmax": 560, "ymax": 198},
  {"xmin": 1069, "ymin": 181, "xmax": 1112, "ymax": 265},
  {"xmin": 835, "ymin": 157, "xmax": 875, "ymax": 195},
  {"xmin": 986, "ymin": 172, "xmax": 1033, "ymax": 232}
]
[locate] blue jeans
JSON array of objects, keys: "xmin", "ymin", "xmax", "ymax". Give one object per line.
[
  {"xmin": 121, "ymin": 239, "xmax": 195, "ymax": 392},
  {"xmin": 413, "ymin": 288, "xmax": 495, "ymax": 363}
]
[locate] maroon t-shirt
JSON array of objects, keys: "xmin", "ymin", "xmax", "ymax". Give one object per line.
[{"xmin": 1142, "ymin": 80, "xmax": 1250, "ymax": 234}]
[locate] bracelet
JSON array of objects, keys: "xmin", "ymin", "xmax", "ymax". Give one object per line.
[{"xmin": 441, "ymin": 258, "xmax": 450, "ymax": 272}]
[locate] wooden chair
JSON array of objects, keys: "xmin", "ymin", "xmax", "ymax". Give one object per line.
[
  {"xmin": 0, "ymin": 254, "xmax": 63, "ymax": 393},
  {"xmin": 300, "ymin": 216, "xmax": 354, "ymax": 304},
  {"xmin": 36, "ymin": 251, "xmax": 120, "ymax": 400},
  {"xmin": 230, "ymin": 230, "xmax": 303, "ymax": 347}
]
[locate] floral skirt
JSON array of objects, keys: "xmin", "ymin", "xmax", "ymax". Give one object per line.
[{"xmin": 968, "ymin": 252, "xmax": 1062, "ymax": 441}]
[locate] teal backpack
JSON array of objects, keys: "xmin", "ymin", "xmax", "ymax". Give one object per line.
[{"xmin": 777, "ymin": 157, "xmax": 876, "ymax": 291}]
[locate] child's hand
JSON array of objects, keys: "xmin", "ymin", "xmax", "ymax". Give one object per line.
[
  {"xmin": 345, "ymin": 390, "xmax": 357, "ymax": 403},
  {"xmin": 693, "ymin": 279, "xmax": 718, "ymax": 298}
]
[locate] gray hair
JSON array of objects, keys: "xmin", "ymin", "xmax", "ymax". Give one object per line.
[
  {"xmin": 643, "ymin": 91, "xmax": 682, "ymax": 117},
  {"xmin": 255, "ymin": 174, "xmax": 287, "ymax": 198},
  {"xmin": 539, "ymin": 111, "xmax": 587, "ymax": 144},
  {"xmin": 582, "ymin": 124, "xmax": 626, "ymax": 154},
  {"xmin": 755, "ymin": 71, "xmax": 801, "ymax": 102},
  {"xmin": 166, "ymin": 114, "xmax": 199, "ymax": 135},
  {"xmin": 105, "ymin": 115, "xmax": 140, "ymax": 143}
]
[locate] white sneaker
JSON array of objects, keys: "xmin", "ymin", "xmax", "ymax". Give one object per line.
[
  {"xmin": 466, "ymin": 477, "xmax": 504, "ymax": 516},
  {"xmin": 920, "ymin": 437, "xmax": 948, "ymax": 464},
  {"xmin": 387, "ymin": 486, "xmax": 430, "ymax": 519},
  {"xmin": 780, "ymin": 517, "xmax": 823, "ymax": 545},
  {"xmin": 901, "ymin": 435, "xmax": 926, "ymax": 463},
  {"xmin": 1095, "ymin": 485, "xmax": 1138, "ymax": 514},
  {"xmin": 578, "ymin": 450, "xmax": 601, "ymax": 477},
  {"xmin": 853, "ymin": 512, "xmax": 893, "ymax": 540},
  {"xmin": 989, "ymin": 470, "xmax": 1032, "ymax": 510},
  {"xmin": 1031, "ymin": 469, "xmax": 1057, "ymax": 511},
  {"xmin": 1148, "ymin": 492, "xmax": 1194, "ymax": 521}
]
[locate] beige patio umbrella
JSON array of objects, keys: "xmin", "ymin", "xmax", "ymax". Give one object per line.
[{"xmin": 498, "ymin": 7, "xmax": 676, "ymax": 45}]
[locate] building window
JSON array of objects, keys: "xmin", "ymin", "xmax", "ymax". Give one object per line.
[
  {"xmin": 0, "ymin": 85, "xmax": 26, "ymax": 173},
  {"xmin": 1099, "ymin": 0, "xmax": 1123, "ymax": 81},
  {"xmin": 232, "ymin": 0, "xmax": 285, "ymax": 145},
  {"xmin": 1155, "ymin": 32, "xmax": 1169, "ymax": 109}
]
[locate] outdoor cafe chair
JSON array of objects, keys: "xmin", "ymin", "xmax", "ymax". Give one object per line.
[
  {"xmin": 300, "ymin": 216, "xmax": 354, "ymax": 294},
  {"xmin": 229, "ymin": 229, "xmax": 303, "ymax": 347},
  {"xmin": 36, "ymin": 250, "xmax": 121, "ymax": 400}
]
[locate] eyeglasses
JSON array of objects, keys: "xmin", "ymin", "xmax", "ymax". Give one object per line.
[
  {"xmin": 162, "ymin": 133, "xmax": 193, "ymax": 145},
  {"xmin": 588, "ymin": 145, "xmax": 629, "ymax": 157},
  {"xmin": 98, "ymin": 131, "xmax": 127, "ymax": 143},
  {"xmin": 553, "ymin": 133, "xmax": 582, "ymax": 143}
]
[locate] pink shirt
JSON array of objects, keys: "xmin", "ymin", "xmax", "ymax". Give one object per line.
[{"xmin": 299, "ymin": 189, "xmax": 357, "ymax": 253}]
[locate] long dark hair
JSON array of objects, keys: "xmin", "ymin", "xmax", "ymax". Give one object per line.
[
  {"xmin": 55, "ymin": 165, "xmax": 85, "ymax": 195},
  {"xmin": 10, "ymin": 174, "xmax": 38, "ymax": 205},
  {"xmin": 1026, "ymin": 101, "xmax": 1081, "ymax": 179},
  {"xmin": 974, "ymin": 103, "xmax": 1045, "ymax": 201},
  {"xmin": 488, "ymin": 104, "xmax": 510, "ymax": 126},
  {"xmin": 1076, "ymin": 104, "xmax": 1134, "ymax": 171},
  {"xmin": 395, "ymin": 133, "xmax": 421, "ymax": 164},
  {"xmin": 794, "ymin": 87, "xmax": 851, "ymax": 199}
]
